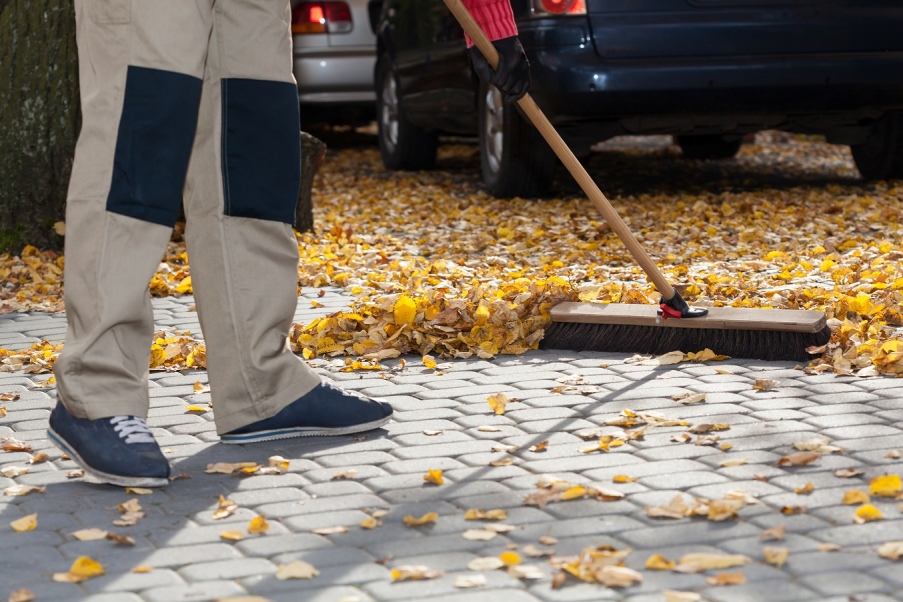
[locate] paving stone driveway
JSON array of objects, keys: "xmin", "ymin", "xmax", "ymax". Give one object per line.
[{"xmin": 1, "ymin": 289, "xmax": 901, "ymax": 602}]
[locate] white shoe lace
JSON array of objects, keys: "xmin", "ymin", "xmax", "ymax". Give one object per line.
[{"xmin": 110, "ymin": 416, "xmax": 156, "ymax": 444}]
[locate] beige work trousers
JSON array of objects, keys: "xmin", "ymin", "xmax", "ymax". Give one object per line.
[{"xmin": 55, "ymin": 0, "xmax": 321, "ymax": 434}]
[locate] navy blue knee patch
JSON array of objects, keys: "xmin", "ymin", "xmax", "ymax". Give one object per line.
[
  {"xmin": 107, "ymin": 66, "xmax": 202, "ymax": 227},
  {"xmin": 221, "ymin": 78, "xmax": 301, "ymax": 224}
]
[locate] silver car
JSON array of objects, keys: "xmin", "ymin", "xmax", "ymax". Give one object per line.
[{"xmin": 290, "ymin": 0, "xmax": 379, "ymax": 122}]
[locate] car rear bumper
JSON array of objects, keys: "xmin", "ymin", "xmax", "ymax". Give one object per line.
[
  {"xmin": 526, "ymin": 45, "xmax": 903, "ymax": 125},
  {"xmin": 293, "ymin": 47, "xmax": 376, "ymax": 105}
]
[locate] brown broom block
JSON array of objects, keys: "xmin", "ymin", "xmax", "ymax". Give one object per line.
[{"xmin": 443, "ymin": 0, "xmax": 832, "ymax": 361}]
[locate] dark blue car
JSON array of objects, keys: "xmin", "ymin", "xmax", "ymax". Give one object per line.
[{"xmin": 375, "ymin": 0, "xmax": 903, "ymax": 196}]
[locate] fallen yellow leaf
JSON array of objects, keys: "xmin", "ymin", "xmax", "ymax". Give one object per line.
[
  {"xmin": 869, "ymin": 474, "xmax": 902, "ymax": 497},
  {"xmin": 423, "ymin": 469, "xmax": 443, "ymax": 485},
  {"xmin": 763, "ymin": 547, "xmax": 790, "ymax": 568},
  {"xmin": 499, "ymin": 551, "xmax": 521, "ymax": 566},
  {"xmin": 10, "ymin": 513, "xmax": 37, "ymax": 533},
  {"xmin": 645, "ymin": 554, "xmax": 676, "ymax": 570},
  {"xmin": 247, "ymin": 515, "xmax": 269, "ymax": 534},
  {"xmin": 843, "ymin": 489, "xmax": 870, "ymax": 505},
  {"xmin": 220, "ymin": 531, "xmax": 244, "ymax": 541},
  {"xmin": 53, "ymin": 556, "xmax": 105, "ymax": 583},
  {"xmin": 854, "ymin": 504, "xmax": 884, "ymax": 524},
  {"xmin": 276, "ymin": 560, "xmax": 320, "ymax": 580},
  {"xmin": 487, "ymin": 392, "xmax": 509, "ymax": 415},
  {"xmin": 403, "ymin": 512, "xmax": 439, "ymax": 526}
]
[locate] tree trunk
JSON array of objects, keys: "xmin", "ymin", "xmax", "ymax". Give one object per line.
[
  {"xmin": 296, "ymin": 131, "xmax": 327, "ymax": 234},
  {"xmin": 0, "ymin": 0, "xmax": 80, "ymax": 253}
]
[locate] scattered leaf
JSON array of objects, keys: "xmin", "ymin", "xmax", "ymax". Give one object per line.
[
  {"xmin": 646, "ymin": 494, "xmax": 691, "ymax": 519},
  {"xmin": 462, "ymin": 529, "xmax": 497, "ymax": 541},
  {"xmin": 612, "ymin": 475, "xmax": 636, "ymax": 483},
  {"xmin": 72, "ymin": 528, "xmax": 108, "ymax": 541},
  {"xmin": 467, "ymin": 556, "xmax": 505, "ymax": 571},
  {"xmin": 489, "ymin": 457, "xmax": 514, "ymax": 467},
  {"xmin": 560, "ymin": 485, "xmax": 586, "ymax": 501},
  {"xmin": 529, "ymin": 440, "xmax": 549, "ymax": 453},
  {"xmin": 7, "ymin": 588, "xmax": 36, "ymax": 602},
  {"xmin": 706, "ymin": 571, "xmax": 746, "ymax": 586},
  {"xmin": 842, "ymin": 489, "xmax": 870, "ymax": 505},
  {"xmin": 1, "ymin": 466, "xmax": 28, "ymax": 478},
  {"xmin": 522, "ymin": 544, "xmax": 554, "ymax": 558},
  {"xmin": 53, "ymin": 556, "xmax": 105, "ymax": 583},
  {"xmin": 247, "ymin": 515, "xmax": 269, "ymax": 534},
  {"xmin": 781, "ymin": 505, "xmax": 807, "ymax": 515},
  {"xmin": 834, "ymin": 468, "xmax": 865, "ymax": 478},
  {"xmin": 454, "ymin": 574, "xmax": 487, "ymax": 588},
  {"xmin": 332, "ymin": 469, "xmax": 358, "ymax": 480},
  {"xmin": 67, "ymin": 469, "xmax": 85, "ymax": 479},
  {"xmin": 131, "ymin": 565, "xmax": 153, "ymax": 573},
  {"xmin": 672, "ymin": 392, "xmax": 707, "ymax": 404},
  {"xmin": 817, "ymin": 543, "xmax": 841, "ymax": 552},
  {"xmin": 674, "ymin": 553, "xmax": 752, "ymax": 573},
  {"xmin": 360, "ymin": 516, "xmax": 381, "ymax": 529},
  {"xmin": 390, "ymin": 565, "xmax": 443, "ymax": 582},
  {"xmin": 487, "ymin": 393, "xmax": 509, "ymax": 415},
  {"xmin": 760, "ymin": 524, "xmax": 787, "ymax": 541},
  {"xmin": 645, "ymin": 554, "xmax": 676, "ymax": 570},
  {"xmin": 423, "ymin": 469, "xmax": 443, "ymax": 485},
  {"xmin": 268, "ymin": 455, "xmax": 290, "ymax": 473},
  {"xmin": 1, "ymin": 437, "xmax": 32, "ymax": 452},
  {"xmin": 276, "ymin": 560, "xmax": 319, "ymax": 580},
  {"xmin": 720, "ymin": 458, "xmax": 749, "ymax": 467},
  {"xmin": 477, "ymin": 425, "xmax": 501, "ymax": 432},
  {"xmin": 205, "ymin": 462, "xmax": 259, "ymax": 475},
  {"xmin": 854, "ymin": 504, "xmax": 884, "ymax": 524},
  {"xmin": 422, "ymin": 430, "xmax": 444, "ymax": 436},
  {"xmin": 106, "ymin": 533, "xmax": 135, "ymax": 546},
  {"xmin": 124, "ymin": 487, "xmax": 153, "ymax": 495},
  {"xmin": 795, "ymin": 482, "xmax": 815, "ymax": 495},
  {"xmin": 763, "ymin": 547, "xmax": 790, "ymax": 568},
  {"xmin": 499, "ymin": 551, "xmax": 521, "ymax": 566},
  {"xmin": 464, "ymin": 508, "xmax": 507, "ymax": 521},
  {"xmin": 869, "ymin": 474, "xmax": 902, "ymax": 497},
  {"xmin": 10, "ymin": 513, "xmax": 37, "ymax": 533},
  {"xmin": 886, "ymin": 450, "xmax": 902, "ymax": 459},
  {"xmin": 220, "ymin": 530, "xmax": 244, "ymax": 541},
  {"xmin": 753, "ymin": 379, "xmax": 780, "ymax": 391},
  {"xmin": 3, "ymin": 484, "xmax": 44, "ymax": 497},
  {"xmin": 213, "ymin": 495, "xmax": 238, "ymax": 520},
  {"xmin": 28, "ymin": 452, "xmax": 49, "ymax": 464},
  {"xmin": 776, "ymin": 451, "xmax": 821, "ymax": 467},
  {"xmin": 403, "ymin": 512, "xmax": 438, "ymax": 526},
  {"xmin": 508, "ymin": 564, "xmax": 545, "ymax": 580},
  {"xmin": 877, "ymin": 541, "xmax": 903, "ymax": 561},
  {"xmin": 0, "ymin": 393, "xmax": 20, "ymax": 401},
  {"xmin": 793, "ymin": 436, "xmax": 842, "ymax": 453},
  {"xmin": 311, "ymin": 525, "xmax": 349, "ymax": 535}
]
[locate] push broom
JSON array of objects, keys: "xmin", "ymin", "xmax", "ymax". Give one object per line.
[{"xmin": 444, "ymin": 0, "xmax": 831, "ymax": 362}]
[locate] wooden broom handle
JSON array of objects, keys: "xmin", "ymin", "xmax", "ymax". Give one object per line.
[{"xmin": 443, "ymin": 0, "xmax": 676, "ymax": 300}]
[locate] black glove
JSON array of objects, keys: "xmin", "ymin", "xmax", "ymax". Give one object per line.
[{"xmin": 469, "ymin": 36, "xmax": 530, "ymax": 103}]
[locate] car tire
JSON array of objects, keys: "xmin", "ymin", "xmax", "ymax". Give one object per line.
[
  {"xmin": 676, "ymin": 135, "xmax": 742, "ymax": 160},
  {"xmin": 376, "ymin": 56, "xmax": 438, "ymax": 171},
  {"xmin": 851, "ymin": 112, "xmax": 903, "ymax": 180},
  {"xmin": 478, "ymin": 83, "xmax": 556, "ymax": 198}
]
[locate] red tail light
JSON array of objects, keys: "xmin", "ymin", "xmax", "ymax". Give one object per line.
[
  {"xmin": 533, "ymin": 0, "xmax": 585, "ymax": 15},
  {"xmin": 291, "ymin": 2, "xmax": 353, "ymax": 34}
]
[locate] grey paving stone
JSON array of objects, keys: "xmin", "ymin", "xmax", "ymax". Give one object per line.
[
  {"xmin": 272, "ymin": 545, "xmax": 375, "ymax": 567},
  {"xmin": 244, "ymin": 563, "xmax": 389, "ymax": 594},
  {"xmin": 821, "ymin": 424, "xmax": 903, "ymax": 439},
  {"xmin": 702, "ymin": 581, "xmax": 820, "ymax": 602},
  {"xmin": 618, "ymin": 520, "xmax": 760, "ymax": 548},
  {"xmin": 798, "ymin": 570, "xmax": 892, "ymax": 596},
  {"xmin": 178, "ymin": 557, "xmax": 277, "ymax": 581},
  {"xmin": 141, "ymin": 579, "xmax": 249, "ymax": 602},
  {"xmin": 82, "ymin": 568, "xmax": 185, "ymax": 594}
]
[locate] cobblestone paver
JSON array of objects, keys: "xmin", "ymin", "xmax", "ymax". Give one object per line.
[{"xmin": 1, "ymin": 289, "xmax": 901, "ymax": 602}]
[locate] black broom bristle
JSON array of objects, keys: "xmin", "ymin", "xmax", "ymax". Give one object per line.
[{"xmin": 540, "ymin": 321, "xmax": 832, "ymax": 363}]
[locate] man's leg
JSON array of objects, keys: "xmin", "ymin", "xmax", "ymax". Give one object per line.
[
  {"xmin": 184, "ymin": 0, "xmax": 392, "ymax": 440},
  {"xmin": 50, "ymin": 0, "xmax": 213, "ymax": 486}
]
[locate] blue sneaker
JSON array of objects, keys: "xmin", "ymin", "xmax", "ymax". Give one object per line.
[
  {"xmin": 47, "ymin": 403, "xmax": 170, "ymax": 487},
  {"xmin": 220, "ymin": 381, "xmax": 393, "ymax": 444}
]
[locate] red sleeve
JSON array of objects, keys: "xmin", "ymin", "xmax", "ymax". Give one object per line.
[{"xmin": 460, "ymin": 0, "xmax": 518, "ymax": 47}]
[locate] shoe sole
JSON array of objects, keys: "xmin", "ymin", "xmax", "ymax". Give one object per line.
[
  {"xmin": 46, "ymin": 427, "xmax": 169, "ymax": 488},
  {"xmin": 219, "ymin": 414, "xmax": 392, "ymax": 444}
]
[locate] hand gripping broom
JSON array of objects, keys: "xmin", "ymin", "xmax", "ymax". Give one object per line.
[{"xmin": 444, "ymin": 0, "xmax": 831, "ymax": 362}]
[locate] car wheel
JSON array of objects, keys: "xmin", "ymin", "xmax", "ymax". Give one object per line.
[
  {"xmin": 376, "ymin": 56, "xmax": 438, "ymax": 171},
  {"xmin": 478, "ymin": 83, "xmax": 556, "ymax": 198},
  {"xmin": 676, "ymin": 135, "xmax": 742, "ymax": 160},
  {"xmin": 851, "ymin": 112, "xmax": 903, "ymax": 180}
]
